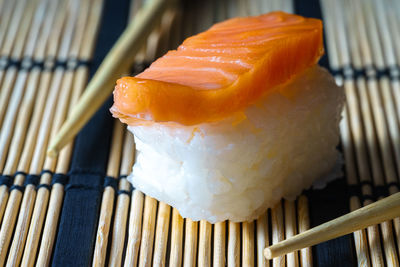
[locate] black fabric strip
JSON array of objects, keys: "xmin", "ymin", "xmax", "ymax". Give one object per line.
[
  {"xmin": 40, "ymin": 169, "xmax": 53, "ymax": 176},
  {"xmin": 103, "ymin": 176, "xmax": 118, "ymax": 190},
  {"xmin": 330, "ymin": 68, "xmax": 342, "ymax": 77},
  {"xmin": 24, "ymin": 174, "xmax": 40, "ymax": 187},
  {"xmin": 374, "ymin": 185, "xmax": 388, "ymax": 199},
  {"xmin": 8, "ymin": 58, "xmax": 21, "ymax": 69},
  {"xmin": 0, "ymin": 56, "xmax": 91, "ymax": 71},
  {"xmin": 20, "ymin": 58, "xmax": 34, "ymax": 70},
  {"xmin": 10, "ymin": 185, "xmax": 24, "ymax": 192},
  {"xmin": 347, "ymin": 184, "xmax": 362, "ymax": 198},
  {"xmin": 52, "ymin": 0, "xmax": 129, "ymax": 265},
  {"xmin": 359, "ymin": 180, "xmax": 373, "ymax": 187},
  {"xmin": 130, "ymin": 61, "xmax": 152, "ymax": 75},
  {"xmin": 329, "ymin": 66, "xmax": 400, "ymax": 80},
  {"xmin": 387, "ymin": 182, "xmax": 400, "ymax": 190},
  {"xmin": 66, "ymin": 58, "xmax": 91, "ymax": 70},
  {"xmin": 117, "ymin": 189, "xmax": 131, "ymax": 195},
  {"xmin": 119, "ymin": 174, "xmax": 128, "ymax": 179},
  {"xmin": 54, "ymin": 60, "xmax": 67, "ymax": 69},
  {"xmin": 43, "ymin": 57, "xmax": 56, "ymax": 70},
  {"xmin": 14, "ymin": 171, "xmax": 27, "ymax": 177},
  {"xmin": 0, "ymin": 56, "xmax": 8, "ymax": 70},
  {"xmin": 37, "ymin": 184, "xmax": 52, "ymax": 190},
  {"xmin": 51, "ymin": 173, "xmax": 69, "ymax": 186},
  {"xmin": 362, "ymin": 194, "xmax": 376, "ymax": 202},
  {"xmin": 0, "ymin": 175, "xmax": 12, "ymax": 187}
]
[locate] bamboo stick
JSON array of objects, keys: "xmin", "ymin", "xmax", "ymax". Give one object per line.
[
  {"xmin": 297, "ymin": 196, "xmax": 313, "ymax": 267},
  {"xmin": 183, "ymin": 219, "xmax": 198, "ymax": 267},
  {"xmin": 242, "ymin": 221, "xmax": 255, "ymax": 267},
  {"xmin": 0, "ymin": 0, "xmax": 31, "ymax": 58},
  {"xmin": 265, "ymin": 192, "xmax": 400, "ymax": 259},
  {"xmin": 227, "ymin": 221, "xmax": 240, "ymax": 266},
  {"xmin": 271, "ymin": 202, "xmax": 285, "ymax": 266},
  {"xmin": 285, "ymin": 200, "xmax": 299, "ymax": 267},
  {"xmin": 0, "ymin": 0, "xmax": 17, "ymax": 53},
  {"xmin": 0, "ymin": 174, "xmax": 24, "ymax": 262},
  {"xmin": 198, "ymin": 220, "xmax": 212, "ymax": 267},
  {"xmin": 107, "ymin": 129, "xmax": 134, "ymax": 266},
  {"xmin": 257, "ymin": 213, "xmax": 269, "ymax": 267},
  {"xmin": 213, "ymin": 221, "xmax": 226, "ymax": 267},
  {"xmin": 92, "ymin": 120, "xmax": 124, "ymax": 267},
  {"xmin": 340, "ymin": 106, "xmax": 371, "ymax": 267},
  {"xmin": 138, "ymin": 196, "xmax": 158, "ymax": 267},
  {"xmin": 153, "ymin": 202, "xmax": 171, "ymax": 267},
  {"xmin": 169, "ymin": 208, "xmax": 184, "ymax": 267},
  {"xmin": 47, "ymin": 0, "xmax": 172, "ymax": 157},
  {"xmin": 0, "ymin": 70, "xmax": 30, "ymax": 169},
  {"xmin": 108, "ymin": 178, "xmax": 131, "ymax": 266},
  {"xmin": 0, "ymin": 68, "xmax": 17, "ymax": 130},
  {"xmin": 124, "ymin": 189, "xmax": 144, "ymax": 267}
]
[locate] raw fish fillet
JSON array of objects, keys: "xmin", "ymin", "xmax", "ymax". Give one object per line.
[{"xmin": 111, "ymin": 11, "xmax": 323, "ymax": 125}]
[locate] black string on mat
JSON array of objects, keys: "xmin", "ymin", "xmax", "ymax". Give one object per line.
[
  {"xmin": 103, "ymin": 176, "xmax": 118, "ymax": 191},
  {"xmin": 0, "ymin": 55, "xmax": 91, "ymax": 71},
  {"xmin": 117, "ymin": 189, "xmax": 132, "ymax": 195},
  {"xmin": 387, "ymin": 181, "xmax": 400, "ymax": 191},
  {"xmin": 36, "ymin": 183, "xmax": 52, "ymax": 191},
  {"xmin": 330, "ymin": 65, "xmax": 400, "ymax": 80},
  {"xmin": 0, "ymin": 175, "xmax": 13, "ymax": 187},
  {"xmin": 51, "ymin": 173, "xmax": 69, "ymax": 186},
  {"xmin": 24, "ymin": 174, "xmax": 40, "ymax": 187},
  {"xmin": 8, "ymin": 172, "xmax": 27, "ymax": 192}
]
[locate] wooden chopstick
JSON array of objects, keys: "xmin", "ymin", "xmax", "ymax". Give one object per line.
[
  {"xmin": 46, "ymin": 0, "xmax": 172, "ymax": 157},
  {"xmin": 264, "ymin": 192, "xmax": 400, "ymax": 259}
]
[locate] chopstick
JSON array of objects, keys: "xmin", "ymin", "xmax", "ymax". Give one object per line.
[
  {"xmin": 46, "ymin": 0, "xmax": 172, "ymax": 157},
  {"xmin": 264, "ymin": 192, "xmax": 400, "ymax": 259}
]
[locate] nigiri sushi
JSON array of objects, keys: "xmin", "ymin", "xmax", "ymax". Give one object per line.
[{"xmin": 111, "ymin": 11, "xmax": 344, "ymax": 223}]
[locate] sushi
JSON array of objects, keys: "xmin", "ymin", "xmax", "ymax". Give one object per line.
[{"xmin": 111, "ymin": 11, "xmax": 344, "ymax": 223}]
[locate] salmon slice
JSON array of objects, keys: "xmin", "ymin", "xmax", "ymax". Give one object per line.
[{"xmin": 111, "ymin": 11, "xmax": 323, "ymax": 125}]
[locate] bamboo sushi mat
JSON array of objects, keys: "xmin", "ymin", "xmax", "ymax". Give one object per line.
[{"xmin": 0, "ymin": 0, "xmax": 400, "ymax": 266}]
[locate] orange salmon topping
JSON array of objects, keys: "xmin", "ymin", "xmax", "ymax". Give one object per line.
[{"xmin": 111, "ymin": 11, "xmax": 324, "ymax": 125}]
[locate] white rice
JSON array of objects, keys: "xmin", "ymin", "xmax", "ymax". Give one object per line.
[{"xmin": 127, "ymin": 65, "xmax": 344, "ymax": 223}]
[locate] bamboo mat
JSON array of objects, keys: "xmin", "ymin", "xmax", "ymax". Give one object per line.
[{"xmin": 0, "ymin": 0, "xmax": 399, "ymax": 266}]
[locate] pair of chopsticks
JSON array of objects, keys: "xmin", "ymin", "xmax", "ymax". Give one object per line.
[{"xmin": 46, "ymin": 0, "xmax": 400, "ymax": 260}]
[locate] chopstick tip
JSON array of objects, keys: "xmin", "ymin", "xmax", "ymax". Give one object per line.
[
  {"xmin": 264, "ymin": 247, "xmax": 273, "ymax": 260},
  {"xmin": 47, "ymin": 147, "xmax": 59, "ymax": 158}
]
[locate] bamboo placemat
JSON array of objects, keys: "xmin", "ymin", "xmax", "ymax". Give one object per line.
[{"xmin": 0, "ymin": 0, "xmax": 399, "ymax": 266}]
